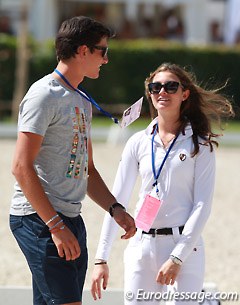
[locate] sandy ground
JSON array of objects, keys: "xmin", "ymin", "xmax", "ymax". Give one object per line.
[{"xmin": 0, "ymin": 139, "xmax": 239, "ymax": 304}]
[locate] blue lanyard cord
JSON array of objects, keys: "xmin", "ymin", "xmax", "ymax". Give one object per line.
[
  {"xmin": 54, "ymin": 69, "xmax": 119, "ymax": 124},
  {"xmin": 151, "ymin": 125, "xmax": 179, "ymax": 193}
]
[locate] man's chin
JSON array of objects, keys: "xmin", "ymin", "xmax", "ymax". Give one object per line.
[{"xmin": 87, "ymin": 73, "xmax": 100, "ymax": 80}]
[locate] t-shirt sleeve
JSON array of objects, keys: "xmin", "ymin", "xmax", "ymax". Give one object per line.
[{"xmin": 18, "ymin": 89, "xmax": 56, "ymax": 136}]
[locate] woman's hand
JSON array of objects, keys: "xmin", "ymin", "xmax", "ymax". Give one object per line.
[
  {"xmin": 91, "ymin": 263, "xmax": 109, "ymax": 300},
  {"xmin": 156, "ymin": 258, "xmax": 181, "ymax": 285}
]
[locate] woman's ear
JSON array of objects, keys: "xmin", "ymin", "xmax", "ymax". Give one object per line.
[{"xmin": 182, "ymin": 89, "xmax": 190, "ymax": 101}]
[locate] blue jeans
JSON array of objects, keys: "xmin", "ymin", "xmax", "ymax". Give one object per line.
[{"xmin": 10, "ymin": 213, "xmax": 88, "ymax": 305}]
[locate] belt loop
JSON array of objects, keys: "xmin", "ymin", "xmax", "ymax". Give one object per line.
[
  {"xmin": 136, "ymin": 228, "xmax": 143, "ymax": 241},
  {"xmin": 152, "ymin": 229, "xmax": 157, "ymax": 238},
  {"xmin": 172, "ymin": 227, "xmax": 181, "ymax": 243},
  {"xmin": 179, "ymin": 225, "xmax": 184, "ymax": 234}
]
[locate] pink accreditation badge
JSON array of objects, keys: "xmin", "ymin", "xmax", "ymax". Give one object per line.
[{"xmin": 135, "ymin": 194, "xmax": 162, "ymax": 232}]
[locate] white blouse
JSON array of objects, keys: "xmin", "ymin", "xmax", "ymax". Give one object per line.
[{"xmin": 95, "ymin": 118, "xmax": 216, "ymax": 263}]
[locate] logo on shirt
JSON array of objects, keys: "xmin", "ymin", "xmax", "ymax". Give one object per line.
[
  {"xmin": 66, "ymin": 106, "xmax": 88, "ymax": 179},
  {"xmin": 179, "ymin": 153, "xmax": 186, "ymax": 161}
]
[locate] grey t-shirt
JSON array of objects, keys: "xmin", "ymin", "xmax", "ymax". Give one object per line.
[{"xmin": 10, "ymin": 74, "xmax": 92, "ymax": 217}]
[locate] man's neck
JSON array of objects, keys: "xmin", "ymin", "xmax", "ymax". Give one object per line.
[{"xmin": 54, "ymin": 61, "xmax": 84, "ymax": 89}]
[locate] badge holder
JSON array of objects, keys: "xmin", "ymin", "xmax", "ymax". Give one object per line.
[
  {"xmin": 119, "ymin": 97, "xmax": 143, "ymax": 128},
  {"xmin": 135, "ymin": 188, "xmax": 162, "ymax": 233},
  {"xmin": 55, "ymin": 69, "xmax": 144, "ymax": 126}
]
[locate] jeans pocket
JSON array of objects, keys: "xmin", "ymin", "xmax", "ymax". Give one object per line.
[
  {"xmin": 27, "ymin": 213, "xmax": 50, "ymax": 238},
  {"xmin": 46, "ymin": 241, "xmax": 59, "ymax": 258},
  {"xmin": 37, "ymin": 225, "xmax": 51, "ymax": 238},
  {"xmin": 9, "ymin": 215, "xmax": 23, "ymax": 232}
]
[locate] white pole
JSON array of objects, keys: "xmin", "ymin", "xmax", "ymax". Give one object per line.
[
  {"xmin": 30, "ymin": 0, "xmax": 58, "ymax": 42},
  {"xmin": 183, "ymin": 0, "xmax": 209, "ymax": 44},
  {"xmin": 224, "ymin": 0, "xmax": 240, "ymax": 44}
]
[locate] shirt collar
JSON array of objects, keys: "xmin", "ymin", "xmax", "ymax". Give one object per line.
[{"xmin": 145, "ymin": 117, "xmax": 193, "ymax": 142}]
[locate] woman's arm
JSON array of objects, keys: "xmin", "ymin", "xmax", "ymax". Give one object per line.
[
  {"xmin": 91, "ymin": 135, "xmax": 139, "ymax": 300},
  {"xmin": 156, "ymin": 144, "xmax": 216, "ymax": 285},
  {"xmin": 87, "ymin": 138, "xmax": 136, "ymax": 240},
  {"xmin": 171, "ymin": 144, "xmax": 216, "ymax": 262}
]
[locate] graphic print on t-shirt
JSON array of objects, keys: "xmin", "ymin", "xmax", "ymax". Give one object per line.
[{"xmin": 66, "ymin": 106, "xmax": 88, "ymax": 179}]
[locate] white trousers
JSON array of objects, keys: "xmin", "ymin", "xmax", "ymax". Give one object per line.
[{"xmin": 123, "ymin": 229, "xmax": 205, "ymax": 305}]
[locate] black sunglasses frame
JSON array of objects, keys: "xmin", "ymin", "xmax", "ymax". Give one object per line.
[
  {"xmin": 148, "ymin": 81, "xmax": 181, "ymax": 94},
  {"xmin": 92, "ymin": 45, "xmax": 108, "ymax": 58}
]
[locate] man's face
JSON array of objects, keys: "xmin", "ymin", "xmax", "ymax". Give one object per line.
[{"xmin": 83, "ymin": 36, "xmax": 109, "ymax": 79}]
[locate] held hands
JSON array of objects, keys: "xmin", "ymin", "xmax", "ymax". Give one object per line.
[
  {"xmin": 112, "ymin": 206, "xmax": 136, "ymax": 239},
  {"xmin": 156, "ymin": 258, "xmax": 181, "ymax": 286},
  {"xmin": 91, "ymin": 262, "xmax": 109, "ymax": 300}
]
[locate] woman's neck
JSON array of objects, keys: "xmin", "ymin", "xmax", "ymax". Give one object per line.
[
  {"xmin": 157, "ymin": 115, "xmax": 181, "ymax": 147},
  {"xmin": 157, "ymin": 114, "xmax": 181, "ymax": 135}
]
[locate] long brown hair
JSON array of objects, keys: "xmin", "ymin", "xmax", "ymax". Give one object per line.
[{"xmin": 145, "ymin": 63, "xmax": 235, "ymax": 156}]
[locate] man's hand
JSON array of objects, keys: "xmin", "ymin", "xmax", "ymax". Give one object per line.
[
  {"xmin": 91, "ymin": 263, "xmax": 109, "ymax": 300},
  {"xmin": 51, "ymin": 226, "xmax": 81, "ymax": 261},
  {"xmin": 112, "ymin": 207, "xmax": 136, "ymax": 239}
]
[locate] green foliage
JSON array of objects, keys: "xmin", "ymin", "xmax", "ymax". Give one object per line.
[
  {"xmin": 0, "ymin": 36, "xmax": 240, "ymax": 119},
  {"xmin": 0, "ymin": 34, "xmax": 16, "ymax": 102},
  {"xmin": 84, "ymin": 39, "xmax": 240, "ymax": 118}
]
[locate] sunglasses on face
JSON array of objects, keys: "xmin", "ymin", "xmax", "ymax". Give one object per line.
[
  {"xmin": 148, "ymin": 81, "xmax": 181, "ymax": 94},
  {"xmin": 92, "ymin": 45, "xmax": 108, "ymax": 58}
]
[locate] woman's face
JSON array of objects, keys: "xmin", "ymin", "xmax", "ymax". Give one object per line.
[{"xmin": 149, "ymin": 71, "xmax": 189, "ymax": 115}]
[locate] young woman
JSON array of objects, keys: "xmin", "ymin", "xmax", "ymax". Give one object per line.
[{"xmin": 91, "ymin": 63, "xmax": 234, "ymax": 305}]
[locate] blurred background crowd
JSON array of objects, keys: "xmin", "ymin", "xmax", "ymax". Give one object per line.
[
  {"xmin": 1, "ymin": 0, "xmax": 240, "ymax": 45},
  {"xmin": 0, "ymin": 0, "xmax": 240, "ymax": 121}
]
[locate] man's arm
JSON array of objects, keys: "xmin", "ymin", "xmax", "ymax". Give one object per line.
[
  {"xmin": 11, "ymin": 132, "xmax": 81, "ymax": 260},
  {"xmin": 87, "ymin": 138, "xmax": 136, "ymax": 239}
]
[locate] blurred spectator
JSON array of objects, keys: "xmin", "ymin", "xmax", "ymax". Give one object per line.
[
  {"xmin": 138, "ymin": 18, "xmax": 155, "ymax": 38},
  {"xmin": 119, "ymin": 19, "xmax": 136, "ymax": 39},
  {"xmin": 0, "ymin": 15, "xmax": 13, "ymax": 35},
  {"xmin": 210, "ymin": 21, "xmax": 223, "ymax": 43},
  {"xmin": 235, "ymin": 30, "xmax": 240, "ymax": 44},
  {"xmin": 159, "ymin": 9, "xmax": 184, "ymax": 42}
]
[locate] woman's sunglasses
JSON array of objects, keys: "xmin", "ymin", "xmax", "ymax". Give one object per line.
[
  {"xmin": 93, "ymin": 45, "xmax": 108, "ymax": 58},
  {"xmin": 148, "ymin": 81, "xmax": 181, "ymax": 94}
]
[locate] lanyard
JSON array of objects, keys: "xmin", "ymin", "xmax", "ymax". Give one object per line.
[
  {"xmin": 54, "ymin": 69, "xmax": 119, "ymax": 124},
  {"xmin": 151, "ymin": 125, "xmax": 179, "ymax": 194}
]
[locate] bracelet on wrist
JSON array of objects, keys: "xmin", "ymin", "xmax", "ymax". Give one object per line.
[
  {"xmin": 170, "ymin": 255, "xmax": 182, "ymax": 266},
  {"xmin": 94, "ymin": 261, "xmax": 107, "ymax": 265},
  {"xmin": 109, "ymin": 202, "xmax": 125, "ymax": 217},
  {"xmin": 49, "ymin": 219, "xmax": 64, "ymax": 231},
  {"xmin": 50, "ymin": 224, "xmax": 65, "ymax": 234},
  {"xmin": 46, "ymin": 214, "xmax": 60, "ymax": 225}
]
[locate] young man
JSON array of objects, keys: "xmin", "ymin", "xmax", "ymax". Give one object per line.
[{"xmin": 10, "ymin": 16, "xmax": 136, "ymax": 305}]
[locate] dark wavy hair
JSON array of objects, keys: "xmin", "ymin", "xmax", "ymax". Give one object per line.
[
  {"xmin": 145, "ymin": 62, "xmax": 235, "ymax": 156},
  {"xmin": 55, "ymin": 16, "xmax": 114, "ymax": 61}
]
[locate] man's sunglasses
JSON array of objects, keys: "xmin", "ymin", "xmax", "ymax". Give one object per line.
[
  {"xmin": 148, "ymin": 81, "xmax": 181, "ymax": 94},
  {"xmin": 93, "ymin": 45, "xmax": 108, "ymax": 58}
]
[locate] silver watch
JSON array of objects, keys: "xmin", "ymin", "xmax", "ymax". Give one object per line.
[{"xmin": 170, "ymin": 255, "xmax": 182, "ymax": 266}]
